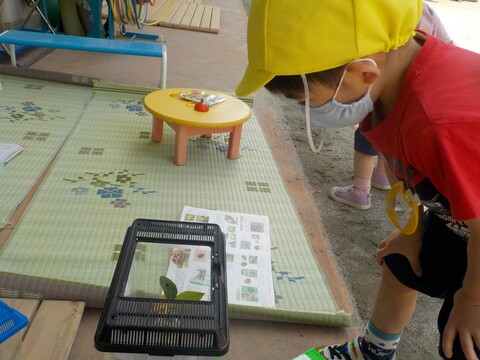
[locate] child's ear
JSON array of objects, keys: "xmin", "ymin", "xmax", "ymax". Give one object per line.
[
  {"xmin": 363, "ymin": 71, "xmax": 379, "ymax": 84},
  {"xmin": 347, "ymin": 60, "xmax": 380, "ymax": 85}
]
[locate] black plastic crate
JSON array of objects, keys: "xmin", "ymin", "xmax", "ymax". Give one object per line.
[{"xmin": 95, "ymin": 219, "xmax": 228, "ymax": 357}]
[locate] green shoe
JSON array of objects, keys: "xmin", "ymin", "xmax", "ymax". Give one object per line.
[{"xmin": 292, "ymin": 348, "xmax": 327, "ymax": 360}]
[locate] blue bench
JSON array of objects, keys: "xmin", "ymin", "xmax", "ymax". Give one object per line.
[{"xmin": 0, "ymin": 29, "xmax": 167, "ymax": 88}]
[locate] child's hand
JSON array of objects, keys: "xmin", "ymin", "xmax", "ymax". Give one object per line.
[
  {"xmin": 444, "ymin": 218, "xmax": 480, "ymax": 359},
  {"xmin": 376, "ymin": 229, "xmax": 423, "ymax": 277},
  {"xmin": 443, "ymin": 288, "xmax": 480, "ymax": 360}
]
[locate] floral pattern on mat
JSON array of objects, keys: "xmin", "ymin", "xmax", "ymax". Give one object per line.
[
  {"xmin": 109, "ymin": 99, "xmax": 149, "ymax": 117},
  {"xmin": 190, "ymin": 134, "xmax": 257, "ymax": 155},
  {"xmin": 0, "ymin": 101, "xmax": 65, "ymax": 123},
  {"xmin": 63, "ymin": 170, "xmax": 156, "ymax": 208}
]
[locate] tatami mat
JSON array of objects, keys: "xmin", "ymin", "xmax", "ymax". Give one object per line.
[
  {"xmin": 0, "ymin": 81, "xmax": 349, "ymax": 326},
  {"xmin": 0, "ymin": 75, "xmax": 93, "ymax": 229}
]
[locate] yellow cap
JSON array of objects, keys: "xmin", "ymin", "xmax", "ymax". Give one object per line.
[{"xmin": 236, "ymin": 0, "xmax": 423, "ymax": 97}]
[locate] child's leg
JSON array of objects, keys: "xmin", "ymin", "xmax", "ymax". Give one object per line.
[
  {"xmin": 315, "ymin": 265, "xmax": 417, "ymax": 360},
  {"xmin": 376, "ymin": 156, "xmax": 386, "ymax": 172},
  {"xmin": 372, "ymin": 156, "xmax": 391, "ymax": 190},
  {"xmin": 353, "ymin": 150, "xmax": 375, "ymax": 192},
  {"xmin": 371, "ymin": 264, "xmax": 418, "ymax": 334},
  {"xmin": 353, "ymin": 128, "xmax": 378, "ymax": 187},
  {"xmin": 305, "ymin": 213, "xmax": 478, "ymax": 360},
  {"xmin": 328, "ymin": 129, "xmax": 377, "ymax": 210}
]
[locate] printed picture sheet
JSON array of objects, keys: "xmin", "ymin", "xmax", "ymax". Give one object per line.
[
  {"xmin": 173, "ymin": 206, "xmax": 275, "ymax": 308},
  {"xmin": 0, "ymin": 143, "xmax": 25, "ymax": 168}
]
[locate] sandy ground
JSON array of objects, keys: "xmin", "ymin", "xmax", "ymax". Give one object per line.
[{"xmin": 243, "ymin": 1, "xmax": 480, "ymax": 359}]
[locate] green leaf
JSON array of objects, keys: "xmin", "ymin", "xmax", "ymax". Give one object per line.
[
  {"xmin": 176, "ymin": 291, "xmax": 204, "ymax": 301},
  {"xmin": 159, "ymin": 276, "xmax": 178, "ymax": 299}
]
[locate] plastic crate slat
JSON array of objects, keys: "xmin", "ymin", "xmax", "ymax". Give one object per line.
[{"xmin": 0, "ymin": 301, "xmax": 29, "ymax": 343}]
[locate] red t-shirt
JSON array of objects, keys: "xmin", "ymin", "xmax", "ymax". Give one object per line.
[{"xmin": 361, "ymin": 34, "xmax": 480, "ymax": 233}]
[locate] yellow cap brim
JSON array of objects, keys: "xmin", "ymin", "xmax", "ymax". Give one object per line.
[{"xmin": 235, "ymin": 64, "xmax": 275, "ymax": 97}]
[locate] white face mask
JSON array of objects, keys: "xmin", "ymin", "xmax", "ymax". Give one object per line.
[{"xmin": 301, "ymin": 58, "xmax": 377, "ymax": 153}]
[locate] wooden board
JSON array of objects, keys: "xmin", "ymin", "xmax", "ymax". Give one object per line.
[
  {"xmin": 102, "ymin": 0, "xmax": 220, "ymax": 33},
  {"xmin": 141, "ymin": 0, "xmax": 220, "ymax": 33},
  {"xmin": 0, "ymin": 300, "xmax": 85, "ymax": 360}
]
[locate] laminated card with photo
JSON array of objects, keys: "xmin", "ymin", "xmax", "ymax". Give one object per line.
[{"xmin": 175, "ymin": 206, "xmax": 276, "ymax": 308}]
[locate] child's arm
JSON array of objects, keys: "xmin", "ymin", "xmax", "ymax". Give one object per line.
[{"xmin": 442, "ymin": 218, "xmax": 480, "ymax": 360}]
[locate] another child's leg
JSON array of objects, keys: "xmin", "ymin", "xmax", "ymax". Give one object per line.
[
  {"xmin": 329, "ymin": 128, "xmax": 377, "ymax": 210},
  {"xmin": 329, "ymin": 150, "xmax": 374, "ymax": 210},
  {"xmin": 376, "ymin": 156, "xmax": 386, "ymax": 172},
  {"xmin": 372, "ymin": 156, "xmax": 391, "ymax": 190},
  {"xmin": 353, "ymin": 150, "xmax": 376, "ymax": 190}
]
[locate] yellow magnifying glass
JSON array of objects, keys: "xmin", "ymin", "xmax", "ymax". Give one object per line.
[{"xmin": 385, "ymin": 182, "xmax": 421, "ymax": 235}]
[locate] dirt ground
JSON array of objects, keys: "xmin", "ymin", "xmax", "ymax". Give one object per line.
[{"xmin": 242, "ymin": 1, "xmax": 480, "ymax": 359}]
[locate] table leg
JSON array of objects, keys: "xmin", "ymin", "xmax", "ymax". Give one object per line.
[
  {"xmin": 174, "ymin": 125, "xmax": 188, "ymax": 166},
  {"xmin": 151, "ymin": 117, "xmax": 164, "ymax": 142},
  {"xmin": 9, "ymin": 44, "xmax": 16, "ymax": 67},
  {"xmin": 227, "ymin": 124, "xmax": 243, "ymax": 160}
]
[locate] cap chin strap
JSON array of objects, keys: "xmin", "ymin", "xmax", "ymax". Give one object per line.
[{"xmin": 301, "ymin": 74, "xmax": 327, "ymax": 153}]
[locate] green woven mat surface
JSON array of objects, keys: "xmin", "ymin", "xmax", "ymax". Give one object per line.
[
  {"xmin": 0, "ymin": 83, "xmax": 350, "ymax": 326},
  {"xmin": 0, "ymin": 75, "xmax": 93, "ymax": 229}
]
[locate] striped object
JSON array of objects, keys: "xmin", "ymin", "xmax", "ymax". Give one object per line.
[{"xmin": 102, "ymin": 0, "xmax": 221, "ymax": 33}]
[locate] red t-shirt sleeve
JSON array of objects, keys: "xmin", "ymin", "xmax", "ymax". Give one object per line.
[{"xmin": 413, "ymin": 123, "xmax": 480, "ymax": 221}]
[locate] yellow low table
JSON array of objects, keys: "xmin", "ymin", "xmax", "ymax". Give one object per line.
[{"xmin": 144, "ymin": 88, "xmax": 252, "ymax": 166}]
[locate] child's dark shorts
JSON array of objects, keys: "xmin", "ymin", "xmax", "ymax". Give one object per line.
[
  {"xmin": 384, "ymin": 212, "xmax": 479, "ymax": 359},
  {"xmin": 354, "ymin": 127, "xmax": 379, "ymax": 156}
]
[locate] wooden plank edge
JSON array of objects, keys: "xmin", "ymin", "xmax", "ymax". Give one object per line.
[{"xmin": 14, "ymin": 301, "xmax": 85, "ymax": 360}]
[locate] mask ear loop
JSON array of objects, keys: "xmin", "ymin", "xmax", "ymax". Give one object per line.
[{"xmin": 301, "ymin": 74, "xmax": 327, "ymax": 153}]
